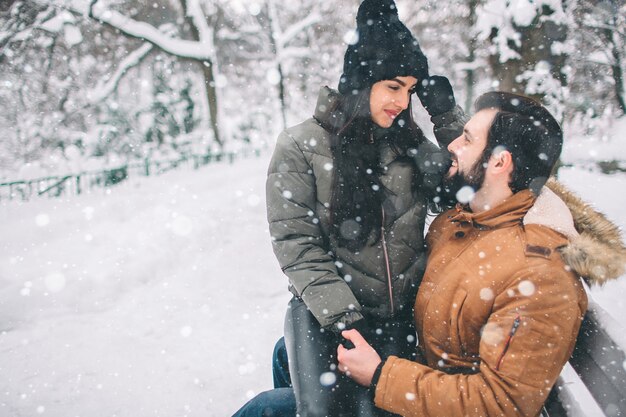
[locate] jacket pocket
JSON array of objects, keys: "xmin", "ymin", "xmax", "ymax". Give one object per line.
[
  {"xmin": 493, "ymin": 321, "xmax": 564, "ymax": 388},
  {"xmin": 495, "ymin": 314, "xmax": 521, "ymax": 371}
]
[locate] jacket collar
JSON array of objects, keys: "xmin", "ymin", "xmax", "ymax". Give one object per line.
[{"xmin": 451, "ymin": 190, "xmax": 537, "ymax": 229}]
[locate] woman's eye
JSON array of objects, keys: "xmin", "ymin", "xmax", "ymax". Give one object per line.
[{"xmin": 388, "ymin": 85, "xmax": 400, "ymax": 91}]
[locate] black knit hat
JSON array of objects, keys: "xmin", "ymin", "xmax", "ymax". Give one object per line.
[{"xmin": 338, "ymin": 0, "xmax": 429, "ymax": 95}]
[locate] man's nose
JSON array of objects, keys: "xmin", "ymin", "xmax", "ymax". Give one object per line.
[{"xmin": 447, "ymin": 135, "xmax": 462, "ymax": 153}]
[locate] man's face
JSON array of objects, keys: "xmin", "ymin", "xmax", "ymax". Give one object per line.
[{"xmin": 443, "ymin": 108, "xmax": 498, "ymax": 198}]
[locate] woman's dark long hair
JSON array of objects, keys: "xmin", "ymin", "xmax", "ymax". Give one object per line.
[{"xmin": 325, "ymin": 88, "xmax": 429, "ymax": 250}]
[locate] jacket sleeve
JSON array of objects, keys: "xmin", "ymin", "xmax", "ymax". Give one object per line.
[
  {"xmin": 431, "ymin": 105, "xmax": 467, "ymax": 148},
  {"xmin": 373, "ymin": 267, "xmax": 586, "ymax": 417},
  {"xmin": 266, "ymin": 130, "xmax": 364, "ymax": 330}
]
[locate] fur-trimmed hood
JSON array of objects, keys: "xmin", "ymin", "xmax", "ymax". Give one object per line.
[{"xmin": 546, "ymin": 178, "xmax": 626, "ymax": 286}]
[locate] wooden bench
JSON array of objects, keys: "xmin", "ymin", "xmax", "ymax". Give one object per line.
[{"xmin": 544, "ymin": 300, "xmax": 626, "ymax": 416}]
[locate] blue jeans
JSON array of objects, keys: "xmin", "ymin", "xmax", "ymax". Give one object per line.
[
  {"xmin": 231, "ymin": 387, "xmax": 296, "ymax": 417},
  {"xmin": 231, "ymin": 338, "xmax": 296, "ymax": 417},
  {"xmin": 272, "ymin": 337, "xmax": 292, "ymax": 389}
]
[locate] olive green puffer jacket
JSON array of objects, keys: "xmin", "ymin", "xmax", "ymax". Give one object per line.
[{"xmin": 266, "ymin": 86, "xmax": 466, "ymax": 330}]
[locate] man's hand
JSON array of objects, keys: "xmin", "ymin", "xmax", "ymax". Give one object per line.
[{"xmin": 337, "ymin": 329, "xmax": 382, "ymax": 387}]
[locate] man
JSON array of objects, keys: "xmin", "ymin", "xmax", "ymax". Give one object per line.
[{"xmin": 337, "ymin": 92, "xmax": 588, "ymax": 417}]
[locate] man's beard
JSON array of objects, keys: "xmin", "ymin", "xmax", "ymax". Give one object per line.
[{"xmin": 440, "ymin": 153, "xmax": 487, "ymax": 206}]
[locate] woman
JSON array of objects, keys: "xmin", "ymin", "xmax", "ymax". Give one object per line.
[{"xmin": 234, "ymin": 0, "xmax": 464, "ymax": 416}]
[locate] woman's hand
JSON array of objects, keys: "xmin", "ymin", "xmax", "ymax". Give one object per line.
[
  {"xmin": 337, "ymin": 329, "xmax": 382, "ymax": 386},
  {"xmin": 416, "ymin": 75, "xmax": 456, "ymax": 117}
]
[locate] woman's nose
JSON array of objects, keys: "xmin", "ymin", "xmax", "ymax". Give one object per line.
[{"xmin": 393, "ymin": 94, "xmax": 409, "ymax": 110}]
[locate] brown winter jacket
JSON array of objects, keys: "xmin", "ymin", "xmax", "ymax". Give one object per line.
[{"xmin": 374, "ymin": 190, "xmax": 590, "ymax": 417}]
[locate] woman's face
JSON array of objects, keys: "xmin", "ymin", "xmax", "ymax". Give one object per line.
[{"xmin": 369, "ymin": 76, "xmax": 418, "ymax": 128}]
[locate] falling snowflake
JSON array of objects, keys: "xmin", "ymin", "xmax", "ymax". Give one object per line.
[
  {"xmin": 171, "ymin": 216, "xmax": 193, "ymax": 236},
  {"xmin": 480, "ymin": 288, "xmax": 494, "ymax": 301},
  {"xmin": 247, "ymin": 2, "xmax": 261, "ymax": 15},
  {"xmin": 266, "ymin": 68, "xmax": 281, "ymax": 85},
  {"xmin": 180, "ymin": 326, "xmax": 193, "ymax": 338},
  {"xmin": 343, "ymin": 29, "xmax": 359, "ymax": 45},
  {"xmin": 45, "ymin": 273, "xmax": 66, "ymax": 293},
  {"xmin": 481, "ymin": 322, "xmax": 504, "ymax": 346},
  {"xmin": 35, "ymin": 214, "xmax": 50, "ymax": 227},
  {"xmin": 320, "ymin": 372, "xmax": 336, "ymax": 386},
  {"xmin": 247, "ymin": 194, "xmax": 261, "ymax": 207},
  {"xmin": 456, "ymin": 186, "xmax": 475, "ymax": 204},
  {"xmin": 83, "ymin": 206, "xmax": 95, "ymax": 220},
  {"xmin": 518, "ymin": 280, "xmax": 536, "ymax": 296}
]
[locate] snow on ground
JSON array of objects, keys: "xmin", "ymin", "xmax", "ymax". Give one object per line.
[
  {"xmin": 0, "ymin": 154, "xmax": 289, "ymax": 416},
  {"xmin": 0, "ymin": 138, "xmax": 624, "ymax": 416}
]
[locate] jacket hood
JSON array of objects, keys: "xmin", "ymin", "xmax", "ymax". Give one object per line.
[
  {"xmin": 313, "ymin": 86, "xmax": 340, "ymax": 130},
  {"xmin": 547, "ymin": 178, "xmax": 626, "ymax": 286}
]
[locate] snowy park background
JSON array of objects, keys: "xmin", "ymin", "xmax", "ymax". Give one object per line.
[{"xmin": 1, "ymin": 0, "xmax": 625, "ymax": 416}]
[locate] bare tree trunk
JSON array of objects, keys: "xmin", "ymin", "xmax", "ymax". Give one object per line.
[
  {"xmin": 276, "ymin": 62, "xmax": 287, "ymax": 130},
  {"xmin": 42, "ymin": 36, "xmax": 57, "ymax": 95},
  {"xmin": 611, "ymin": 43, "xmax": 626, "ymax": 115},
  {"xmin": 266, "ymin": 1, "xmax": 288, "ymax": 131},
  {"xmin": 180, "ymin": 0, "xmax": 222, "ymax": 146},
  {"xmin": 464, "ymin": 0, "xmax": 478, "ymax": 113},
  {"xmin": 0, "ymin": 0, "xmax": 18, "ymax": 12},
  {"xmin": 606, "ymin": 13, "xmax": 625, "ymax": 115},
  {"xmin": 200, "ymin": 60, "xmax": 222, "ymax": 146},
  {"xmin": 489, "ymin": 4, "xmax": 568, "ymax": 103}
]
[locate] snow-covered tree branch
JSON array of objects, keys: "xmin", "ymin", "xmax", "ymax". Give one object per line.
[
  {"xmin": 88, "ymin": 1, "xmax": 212, "ymax": 61},
  {"xmin": 0, "ymin": 0, "xmax": 623, "ymax": 177},
  {"xmin": 89, "ymin": 42, "xmax": 152, "ymax": 103}
]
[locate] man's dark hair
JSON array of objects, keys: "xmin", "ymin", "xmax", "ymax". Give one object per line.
[{"xmin": 474, "ymin": 92, "xmax": 563, "ymax": 194}]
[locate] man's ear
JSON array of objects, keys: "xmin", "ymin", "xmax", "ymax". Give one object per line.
[{"xmin": 492, "ymin": 148, "xmax": 513, "ymax": 174}]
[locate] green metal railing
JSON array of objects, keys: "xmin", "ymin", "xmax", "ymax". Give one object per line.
[{"xmin": 0, "ymin": 148, "xmax": 263, "ymax": 203}]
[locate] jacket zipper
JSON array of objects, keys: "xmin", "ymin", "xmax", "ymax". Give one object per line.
[
  {"xmin": 381, "ymin": 208, "xmax": 395, "ymax": 314},
  {"xmin": 495, "ymin": 314, "xmax": 521, "ymax": 371}
]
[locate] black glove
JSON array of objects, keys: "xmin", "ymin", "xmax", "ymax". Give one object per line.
[
  {"xmin": 417, "ymin": 75, "xmax": 456, "ymax": 117},
  {"xmin": 338, "ymin": 318, "xmax": 371, "ymax": 349}
]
